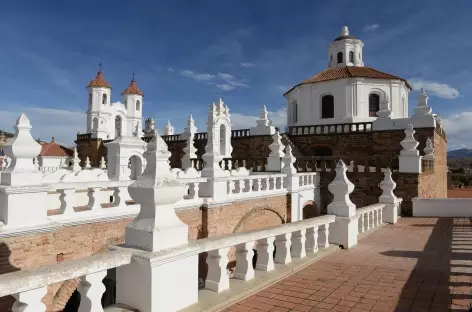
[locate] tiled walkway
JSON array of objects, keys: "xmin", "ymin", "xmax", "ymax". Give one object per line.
[{"xmin": 223, "ymin": 217, "xmax": 472, "ymax": 312}]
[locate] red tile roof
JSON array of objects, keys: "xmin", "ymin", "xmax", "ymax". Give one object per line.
[
  {"xmin": 39, "ymin": 139, "xmax": 74, "ymax": 157},
  {"xmin": 122, "ymin": 79, "xmax": 144, "ymax": 96},
  {"xmin": 87, "ymin": 70, "xmax": 111, "ymax": 89},
  {"xmin": 284, "ymin": 66, "xmax": 411, "ymax": 95}
]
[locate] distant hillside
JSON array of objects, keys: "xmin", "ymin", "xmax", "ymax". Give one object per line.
[{"xmin": 448, "ymin": 148, "xmax": 472, "ymax": 158}]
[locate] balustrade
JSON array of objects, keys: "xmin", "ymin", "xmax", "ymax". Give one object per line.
[
  {"xmin": 357, "ymin": 204, "xmax": 384, "ymax": 234},
  {"xmin": 289, "ymin": 122, "xmax": 373, "ymax": 136},
  {"xmin": 161, "ymin": 134, "xmax": 182, "ymax": 142},
  {"xmin": 295, "ymin": 156, "xmax": 398, "ymax": 174},
  {"xmin": 219, "ymin": 174, "xmax": 287, "ymax": 198},
  {"xmin": 421, "ymin": 158, "xmax": 434, "ymax": 172}
]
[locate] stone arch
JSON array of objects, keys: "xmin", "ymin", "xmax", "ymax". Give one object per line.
[
  {"xmin": 302, "ymin": 200, "xmax": 319, "ymax": 219},
  {"xmin": 233, "ymin": 207, "xmax": 285, "ymax": 233}
]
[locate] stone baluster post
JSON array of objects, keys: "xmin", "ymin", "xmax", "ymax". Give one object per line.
[
  {"xmin": 379, "ymin": 168, "xmax": 402, "ymax": 224},
  {"xmin": 115, "ymin": 132, "xmax": 197, "ymax": 312},
  {"xmin": 99, "ymin": 156, "xmax": 107, "ymax": 170},
  {"xmin": 72, "ymin": 148, "xmax": 81, "ymax": 172},
  {"xmin": 267, "ymin": 130, "xmax": 285, "ymax": 171},
  {"xmin": 0, "ymin": 114, "xmax": 51, "ymax": 229},
  {"xmin": 85, "ymin": 157, "xmax": 91, "ymax": 169},
  {"xmin": 250, "ymin": 104, "xmax": 276, "ymax": 135},
  {"xmin": 181, "ymin": 115, "xmax": 198, "ymax": 169},
  {"xmin": 327, "ymin": 160, "xmax": 359, "ymax": 249},
  {"xmin": 399, "ymin": 124, "xmax": 421, "ymax": 173}
]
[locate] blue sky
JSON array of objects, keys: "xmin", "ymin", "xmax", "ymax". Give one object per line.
[{"xmin": 0, "ymin": 0, "xmax": 471, "ymax": 149}]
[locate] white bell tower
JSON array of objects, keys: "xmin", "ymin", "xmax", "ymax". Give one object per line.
[
  {"xmin": 87, "ymin": 65, "xmax": 112, "ymax": 139},
  {"xmin": 328, "ymin": 26, "xmax": 364, "ymax": 68},
  {"xmin": 121, "ymin": 73, "xmax": 144, "ymax": 137}
]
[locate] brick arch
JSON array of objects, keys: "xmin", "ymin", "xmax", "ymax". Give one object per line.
[
  {"xmin": 51, "ymin": 236, "xmax": 124, "ymax": 311},
  {"xmin": 232, "ymin": 207, "xmax": 285, "ymax": 233},
  {"xmin": 302, "ymin": 200, "xmax": 319, "ymax": 219}
]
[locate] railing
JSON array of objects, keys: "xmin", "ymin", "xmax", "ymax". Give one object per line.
[
  {"xmin": 231, "ymin": 129, "xmax": 250, "ymax": 137},
  {"xmin": 295, "ymin": 156, "xmax": 398, "ymax": 174},
  {"xmin": 0, "ymin": 251, "xmax": 132, "ymax": 312},
  {"xmin": 0, "ymin": 214, "xmax": 335, "ymax": 311},
  {"xmin": 422, "ymin": 158, "xmax": 434, "ymax": 172},
  {"xmin": 357, "ymin": 204, "xmax": 384, "ymax": 234},
  {"xmin": 161, "ymin": 134, "xmax": 182, "ymax": 142},
  {"xmin": 76, "ymin": 133, "xmax": 92, "ymax": 140},
  {"xmin": 217, "ymin": 173, "xmax": 287, "ymax": 198},
  {"xmin": 195, "ymin": 132, "xmax": 208, "ymax": 140},
  {"xmin": 221, "ymin": 158, "xmax": 268, "ymax": 172},
  {"xmin": 289, "ymin": 122, "xmax": 373, "ymax": 136},
  {"xmin": 297, "ymin": 172, "xmax": 318, "ymax": 188}
]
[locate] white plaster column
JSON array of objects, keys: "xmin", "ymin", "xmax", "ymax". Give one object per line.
[
  {"xmin": 267, "ymin": 130, "xmax": 285, "ymax": 172},
  {"xmin": 291, "ymin": 229, "xmax": 307, "ymax": 258},
  {"xmin": 234, "ymin": 242, "xmax": 255, "ymax": 281},
  {"xmin": 305, "ymin": 226, "xmax": 319, "ymax": 254},
  {"xmin": 399, "ymin": 124, "xmax": 422, "ymax": 173},
  {"xmin": 200, "ymin": 99, "xmax": 233, "ymax": 200},
  {"xmin": 116, "ymin": 132, "xmax": 198, "ymax": 312},
  {"xmin": 274, "ymin": 233, "xmax": 292, "ymax": 264},
  {"xmin": 327, "ymin": 160, "xmax": 359, "ymax": 249},
  {"xmin": 0, "ymin": 114, "xmax": 50, "ymax": 229},
  {"xmin": 205, "ymin": 247, "xmax": 230, "ymax": 292},
  {"xmin": 182, "ymin": 115, "xmax": 197, "ymax": 169},
  {"xmin": 255, "ymin": 237, "xmax": 275, "ymax": 271},
  {"xmin": 379, "ymin": 168, "xmax": 401, "ymax": 224},
  {"xmin": 77, "ymin": 270, "xmax": 107, "ymax": 312},
  {"xmin": 87, "ymin": 187, "xmax": 102, "ymax": 211},
  {"xmin": 12, "ymin": 286, "xmax": 47, "ymax": 312},
  {"xmin": 250, "ymin": 105, "xmax": 276, "ymax": 135}
]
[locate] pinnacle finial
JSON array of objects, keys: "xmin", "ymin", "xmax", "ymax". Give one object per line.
[
  {"xmin": 98, "ymin": 62, "xmax": 102, "ymax": 71},
  {"xmin": 132, "ymin": 72, "xmax": 135, "ymax": 81}
]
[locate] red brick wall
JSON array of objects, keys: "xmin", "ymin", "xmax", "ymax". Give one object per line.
[{"xmin": 0, "ymin": 195, "xmax": 288, "ymax": 311}]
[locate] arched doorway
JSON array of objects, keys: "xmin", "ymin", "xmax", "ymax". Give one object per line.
[
  {"xmin": 128, "ymin": 155, "xmax": 143, "ymax": 180},
  {"xmin": 302, "ymin": 201, "xmax": 319, "ymax": 219}
]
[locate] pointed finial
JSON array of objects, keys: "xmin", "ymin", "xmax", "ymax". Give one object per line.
[
  {"xmin": 98, "ymin": 63, "xmax": 102, "ymax": 71},
  {"xmin": 132, "ymin": 72, "xmax": 135, "ymax": 81}
]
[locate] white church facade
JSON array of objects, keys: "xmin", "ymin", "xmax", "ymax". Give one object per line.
[
  {"xmin": 284, "ymin": 26, "xmax": 412, "ymax": 127},
  {"xmin": 86, "ymin": 70, "xmax": 144, "ymax": 140}
]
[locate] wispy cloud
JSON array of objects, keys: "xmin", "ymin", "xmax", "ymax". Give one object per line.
[
  {"xmin": 0, "ymin": 106, "xmax": 84, "ymax": 146},
  {"xmin": 363, "ymin": 24, "xmax": 380, "ymax": 32},
  {"xmin": 240, "ymin": 62, "xmax": 255, "ymax": 68},
  {"xmin": 179, "ymin": 70, "xmax": 248, "ymax": 91},
  {"xmin": 443, "ymin": 112, "xmax": 472, "ymax": 148},
  {"xmin": 409, "ymin": 79, "xmax": 460, "ymax": 99},
  {"xmin": 167, "ymin": 67, "xmax": 175, "ymax": 72}
]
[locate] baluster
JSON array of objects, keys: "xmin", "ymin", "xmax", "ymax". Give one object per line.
[
  {"xmin": 305, "ymin": 226, "xmax": 319, "ymax": 254},
  {"xmin": 274, "ymin": 233, "xmax": 292, "ymax": 264},
  {"xmin": 12, "ymin": 287, "xmax": 47, "ymax": 312},
  {"xmin": 87, "ymin": 187, "xmax": 102, "ymax": 211},
  {"xmin": 247, "ymin": 178, "xmax": 253, "ymax": 193},
  {"xmin": 186, "ymin": 182, "xmax": 199, "ymax": 199},
  {"xmin": 358, "ymin": 215, "xmax": 364, "ymax": 234},
  {"xmin": 364, "ymin": 213, "xmax": 369, "ymax": 231},
  {"xmin": 111, "ymin": 186, "xmax": 127, "ymax": 209},
  {"xmin": 77, "ymin": 270, "xmax": 107, "ymax": 312},
  {"xmin": 318, "ymin": 224, "xmax": 330, "ymax": 248},
  {"xmin": 234, "ymin": 242, "xmax": 255, "ymax": 281},
  {"xmin": 205, "ymin": 247, "xmax": 230, "ymax": 292},
  {"xmin": 269, "ymin": 177, "xmax": 275, "ymax": 190},
  {"xmin": 255, "ymin": 178, "xmax": 261, "ymax": 191},
  {"xmin": 373, "ymin": 210, "xmax": 378, "ymax": 227},
  {"xmin": 291, "ymin": 229, "xmax": 307, "ymax": 258},
  {"xmin": 379, "ymin": 207, "xmax": 383, "ymax": 225},
  {"xmin": 369, "ymin": 211, "xmax": 374, "ymax": 228},
  {"xmin": 234, "ymin": 180, "xmax": 241, "ymax": 194},
  {"xmin": 58, "ymin": 188, "xmax": 76, "ymax": 215},
  {"xmin": 256, "ymin": 237, "xmax": 275, "ymax": 271},
  {"xmin": 228, "ymin": 180, "xmax": 235, "ymax": 195}
]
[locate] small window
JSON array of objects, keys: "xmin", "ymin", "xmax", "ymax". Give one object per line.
[
  {"xmin": 349, "ymin": 51, "xmax": 354, "ymax": 63},
  {"xmin": 102, "ymin": 94, "xmax": 107, "ymax": 105},
  {"xmin": 88, "ymin": 93, "xmax": 92, "ymax": 108},
  {"xmin": 136, "ymin": 100, "xmax": 141, "ymax": 111},
  {"xmin": 369, "ymin": 94, "xmax": 380, "ymax": 117},
  {"xmin": 321, "ymin": 95, "xmax": 334, "ymax": 119},
  {"xmin": 291, "ymin": 100, "xmax": 298, "ymax": 123},
  {"xmin": 124, "ymin": 100, "xmax": 128, "ymax": 109},
  {"xmin": 92, "ymin": 117, "xmax": 98, "ymax": 129},
  {"xmin": 337, "ymin": 52, "xmax": 343, "ymax": 64}
]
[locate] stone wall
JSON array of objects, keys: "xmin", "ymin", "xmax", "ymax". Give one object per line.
[{"xmin": 0, "ymin": 195, "xmax": 288, "ymax": 311}]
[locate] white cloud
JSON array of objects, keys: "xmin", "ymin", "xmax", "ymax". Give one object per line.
[
  {"xmin": 443, "ymin": 112, "xmax": 472, "ymax": 148},
  {"xmin": 275, "ymin": 85, "xmax": 289, "ymax": 93},
  {"xmin": 363, "ymin": 24, "xmax": 380, "ymax": 32},
  {"xmin": 240, "ymin": 62, "xmax": 255, "ymax": 68},
  {"xmin": 167, "ymin": 67, "xmax": 175, "ymax": 72},
  {"xmin": 409, "ymin": 79, "xmax": 460, "ymax": 99},
  {"xmin": 179, "ymin": 69, "xmax": 248, "ymax": 91},
  {"xmin": 231, "ymin": 107, "xmax": 287, "ymax": 130},
  {"xmin": 0, "ymin": 107, "xmax": 84, "ymax": 147}
]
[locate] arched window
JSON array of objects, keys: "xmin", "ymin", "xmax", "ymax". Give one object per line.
[
  {"xmin": 124, "ymin": 100, "xmax": 128, "ymax": 109},
  {"xmin": 88, "ymin": 93, "xmax": 92, "ymax": 109},
  {"xmin": 92, "ymin": 117, "xmax": 99, "ymax": 129},
  {"xmin": 349, "ymin": 51, "xmax": 354, "ymax": 63},
  {"xmin": 337, "ymin": 52, "xmax": 343, "ymax": 64},
  {"xmin": 115, "ymin": 116, "xmax": 122, "ymax": 137},
  {"xmin": 292, "ymin": 100, "xmax": 298, "ymax": 123},
  {"xmin": 102, "ymin": 94, "xmax": 107, "ymax": 105},
  {"xmin": 321, "ymin": 95, "xmax": 334, "ymax": 119},
  {"xmin": 219, "ymin": 124, "xmax": 226, "ymax": 155},
  {"xmin": 136, "ymin": 100, "xmax": 141, "ymax": 111},
  {"xmin": 369, "ymin": 94, "xmax": 380, "ymax": 117}
]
